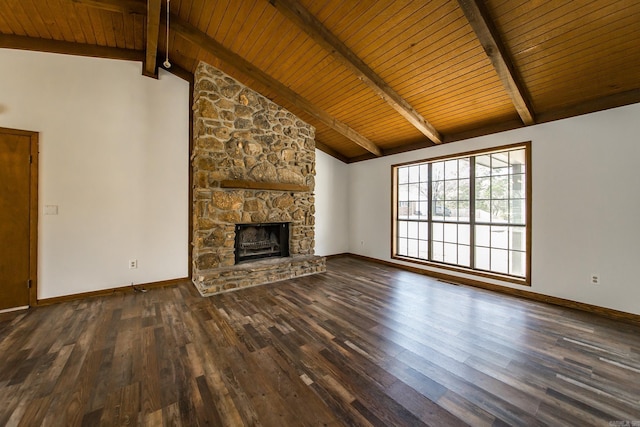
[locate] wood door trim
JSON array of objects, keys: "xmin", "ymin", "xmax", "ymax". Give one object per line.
[{"xmin": 0, "ymin": 127, "xmax": 39, "ymax": 307}]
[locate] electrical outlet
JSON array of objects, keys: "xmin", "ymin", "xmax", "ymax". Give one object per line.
[
  {"xmin": 129, "ymin": 259, "xmax": 138, "ymax": 269},
  {"xmin": 590, "ymin": 273, "xmax": 599, "ymax": 285}
]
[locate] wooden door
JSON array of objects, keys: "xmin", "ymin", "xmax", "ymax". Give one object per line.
[{"xmin": 0, "ymin": 128, "xmax": 38, "ymax": 310}]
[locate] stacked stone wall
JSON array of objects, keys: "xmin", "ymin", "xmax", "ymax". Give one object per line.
[{"xmin": 192, "ymin": 62, "xmax": 325, "ymax": 295}]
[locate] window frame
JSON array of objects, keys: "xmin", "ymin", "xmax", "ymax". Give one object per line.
[{"xmin": 391, "ymin": 142, "xmax": 532, "ymax": 286}]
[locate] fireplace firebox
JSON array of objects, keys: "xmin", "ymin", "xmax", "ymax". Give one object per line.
[{"xmin": 235, "ymin": 223, "xmax": 290, "ymax": 264}]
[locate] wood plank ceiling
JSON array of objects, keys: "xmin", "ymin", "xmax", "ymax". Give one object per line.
[{"xmin": 1, "ymin": 0, "xmax": 639, "ymax": 162}]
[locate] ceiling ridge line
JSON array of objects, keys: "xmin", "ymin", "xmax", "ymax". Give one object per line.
[{"xmin": 143, "ymin": 0, "xmax": 162, "ymax": 78}]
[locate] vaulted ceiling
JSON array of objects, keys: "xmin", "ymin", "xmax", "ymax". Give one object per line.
[{"xmin": 1, "ymin": 0, "xmax": 639, "ymax": 162}]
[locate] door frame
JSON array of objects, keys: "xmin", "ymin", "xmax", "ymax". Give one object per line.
[{"xmin": 0, "ymin": 127, "xmax": 38, "ymax": 307}]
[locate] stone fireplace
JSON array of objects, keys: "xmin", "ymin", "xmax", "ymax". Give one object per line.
[{"xmin": 191, "ymin": 62, "xmax": 326, "ymax": 296}]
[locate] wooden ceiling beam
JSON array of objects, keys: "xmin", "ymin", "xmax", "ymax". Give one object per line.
[
  {"xmin": 169, "ymin": 14, "xmax": 382, "ymax": 156},
  {"xmin": 267, "ymin": 0, "xmax": 442, "ymax": 144},
  {"xmin": 143, "ymin": 0, "xmax": 162, "ymax": 78},
  {"xmin": 0, "ymin": 33, "xmax": 144, "ymax": 61},
  {"xmin": 71, "ymin": 0, "xmax": 146, "ymax": 15},
  {"xmin": 457, "ymin": 0, "xmax": 535, "ymax": 125}
]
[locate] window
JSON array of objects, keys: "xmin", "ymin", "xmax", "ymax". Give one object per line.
[{"xmin": 393, "ymin": 143, "xmax": 530, "ymax": 284}]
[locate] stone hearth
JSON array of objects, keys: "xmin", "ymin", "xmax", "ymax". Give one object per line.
[{"xmin": 192, "ymin": 62, "xmax": 325, "ymax": 296}]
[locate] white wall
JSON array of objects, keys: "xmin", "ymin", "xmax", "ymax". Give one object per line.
[
  {"xmin": 314, "ymin": 149, "xmax": 350, "ymax": 256},
  {"xmin": 0, "ymin": 49, "xmax": 190, "ymax": 299},
  {"xmin": 349, "ymin": 103, "xmax": 640, "ymax": 315}
]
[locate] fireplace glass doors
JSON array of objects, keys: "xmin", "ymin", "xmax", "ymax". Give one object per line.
[{"xmin": 235, "ymin": 223, "xmax": 290, "ymax": 264}]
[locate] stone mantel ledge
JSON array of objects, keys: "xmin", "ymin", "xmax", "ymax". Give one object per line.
[{"xmin": 220, "ymin": 180, "xmax": 310, "ymax": 192}]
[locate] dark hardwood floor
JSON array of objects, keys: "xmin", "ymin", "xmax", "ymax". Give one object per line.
[{"xmin": 1, "ymin": 256, "xmax": 639, "ymax": 426}]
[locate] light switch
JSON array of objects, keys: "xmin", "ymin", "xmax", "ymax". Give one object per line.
[{"xmin": 45, "ymin": 205, "xmax": 58, "ymax": 215}]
